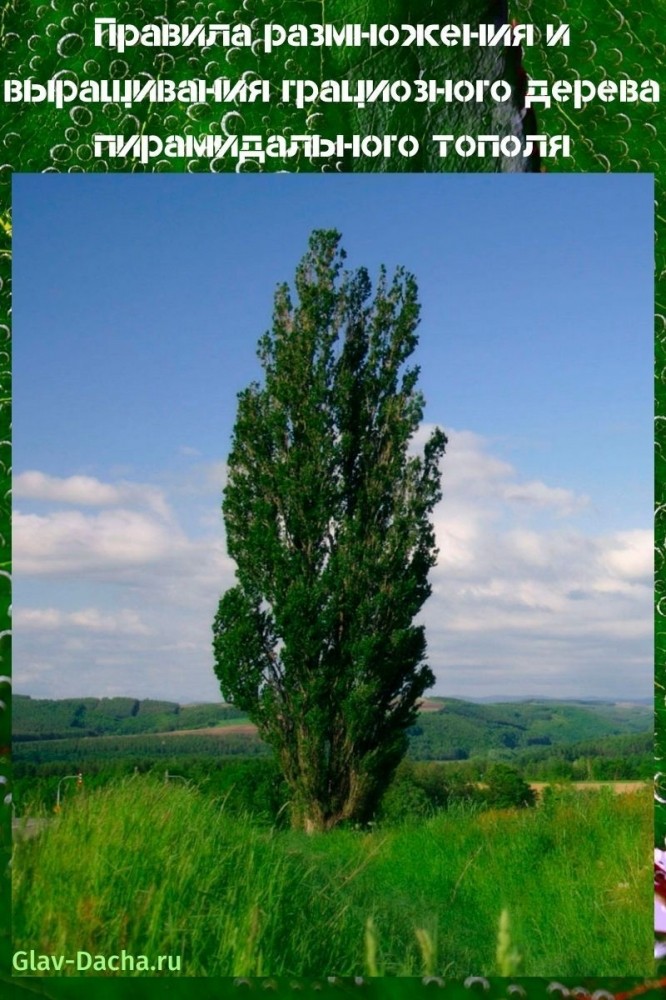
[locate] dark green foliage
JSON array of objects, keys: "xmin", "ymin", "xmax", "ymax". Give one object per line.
[
  {"xmin": 407, "ymin": 698, "xmax": 652, "ymax": 760},
  {"xmin": 203, "ymin": 758, "xmax": 289, "ymax": 824},
  {"xmin": 137, "ymin": 699, "xmax": 176, "ymax": 716},
  {"xmin": 213, "ymin": 230, "xmax": 446, "ymax": 831},
  {"xmin": 515, "ymin": 730, "xmax": 653, "ymax": 781},
  {"xmin": 14, "ymin": 696, "xmax": 651, "ymax": 789},
  {"xmin": 13, "ymin": 694, "xmax": 247, "ymax": 740},
  {"xmin": 13, "ymin": 756, "xmax": 289, "ymax": 824},
  {"xmin": 13, "ymin": 695, "xmax": 100, "ymax": 739},
  {"xmin": 89, "ymin": 697, "xmax": 139, "ymax": 719},
  {"xmin": 483, "ymin": 764, "xmax": 536, "ymax": 809},
  {"xmin": 378, "ymin": 760, "xmax": 482, "ymax": 822},
  {"xmin": 378, "ymin": 771, "xmax": 432, "ymax": 823},
  {"xmin": 12, "ymin": 731, "xmax": 268, "ymax": 768},
  {"xmin": 14, "ymin": 746, "xmax": 648, "ymax": 835}
]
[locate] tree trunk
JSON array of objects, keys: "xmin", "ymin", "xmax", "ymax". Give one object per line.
[{"xmin": 290, "ymin": 766, "xmax": 371, "ymax": 833}]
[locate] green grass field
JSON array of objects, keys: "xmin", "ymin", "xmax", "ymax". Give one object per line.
[{"xmin": 12, "ymin": 778, "xmax": 651, "ymax": 978}]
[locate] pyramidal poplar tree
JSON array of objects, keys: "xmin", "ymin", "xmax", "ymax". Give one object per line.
[{"xmin": 213, "ymin": 230, "xmax": 446, "ymax": 833}]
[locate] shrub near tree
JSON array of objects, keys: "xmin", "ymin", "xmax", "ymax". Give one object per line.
[
  {"xmin": 483, "ymin": 764, "xmax": 536, "ymax": 809},
  {"xmin": 377, "ymin": 761, "xmax": 483, "ymax": 824},
  {"xmin": 379, "ymin": 771, "xmax": 432, "ymax": 824},
  {"xmin": 213, "ymin": 230, "xmax": 447, "ymax": 833}
]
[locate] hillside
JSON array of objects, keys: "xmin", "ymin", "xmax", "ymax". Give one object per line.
[
  {"xmin": 12, "ymin": 695, "xmax": 246, "ymax": 741},
  {"xmin": 14, "ymin": 694, "xmax": 651, "ymax": 765},
  {"xmin": 406, "ymin": 697, "xmax": 652, "ymax": 760}
]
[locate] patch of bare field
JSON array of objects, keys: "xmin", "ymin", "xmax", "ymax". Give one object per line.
[
  {"xmin": 416, "ymin": 698, "xmax": 444, "ymax": 712},
  {"xmin": 162, "ymin": 723, "xmax": 258, "ymax": 738},
  {"xmin": 528, "ymin": 780, "xmax": 648, "ymax": 794}
]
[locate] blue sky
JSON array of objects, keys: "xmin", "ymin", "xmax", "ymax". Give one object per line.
[{"xmin": 13, "ymin": 174, "xmax": 653, "ymax": 702}]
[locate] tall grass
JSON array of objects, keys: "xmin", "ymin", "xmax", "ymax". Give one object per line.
[{"xmin": 13, "ymin": 777, "xmax": 651, "ymax": 977}]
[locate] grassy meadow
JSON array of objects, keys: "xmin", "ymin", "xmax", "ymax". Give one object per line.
[{"xmin": 12, "ymin": 776, "xmax": 652, "ymax": 977}]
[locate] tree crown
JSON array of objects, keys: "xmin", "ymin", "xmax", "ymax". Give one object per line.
[{"xmin": 213, "ymin": 230, "xmax": 446, "ymax": 830}]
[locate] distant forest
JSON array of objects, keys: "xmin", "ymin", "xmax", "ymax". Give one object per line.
[
  {"xmin": 13, "ymin": 695, "xmax": 246, "ymax": 740},
  {"xmin": 13, "ymin": 694, "xmax": 652, "ymax": 782}
]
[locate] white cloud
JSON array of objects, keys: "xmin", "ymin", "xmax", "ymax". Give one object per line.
[
  {"xmin": 416, "ymin": 431, "xmax": 652, "ymax": 698},
  {"xmin": 434, "ymin": 512, "xmax": 482, "ymax": 571},
  {"xmin": 14, "ymin": 471, "xmax": 171, "ymax": 519},
  {"xmin": 601, "ymin": 529, "xmax": 653, "ymax": 581},
  {"xmin": 12, "ymin": 449, "xmax": 651, "ymax": 703},
  {"xmin": 13, "ymin": 468, "xmax": 237, "ymax": 700},
  {"xmin": 15, "ymin": 606, "xmax": 151, "ymax": 636},
  {"xmin": 439, "ymin": 429, "xmax": 515, "ymax": 496},
  {"xmin": 502, "ymin": 480, "xmax": 588, "ymax": 517},
  {"xmin": 437, "ymin": 428, "xmax": 589, "ymax": 514},
  {"xmin": 13, "ymin": 508, "xmax": 180, "ymax": 576},
  {"xmin": 15, "ymin": 607, "xmax": 62, "ymax": 629}
]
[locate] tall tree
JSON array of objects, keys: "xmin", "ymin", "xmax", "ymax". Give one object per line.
[{"xmin": 213, "ymin": 230, "xmax": 446, "ymax": 832}]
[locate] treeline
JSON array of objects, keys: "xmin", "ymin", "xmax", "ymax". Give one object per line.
[
  {"xmin": 13, "ymin": 710, "xmax": 652, "ymax": 780},
  {"xmin": 407, "ymin": 699, "xmax": 651, "ymax": 760},
  {"xmin": 13, "ymin": 695, "xmax": 246, "ymax": 740},
  {"xmin": 15, "ymin": 695, "xmax": 651, "ymax": 759},
  {"xmin": 14, "ymin": 745, "xmax": 651, "ymax": 823},
  {"xmin": 513, "ymin": 730, "xmax": 653, "ymax": 780},
  {"xmin": 13, "ymin": 756, "xmax": 544, "ymax": 823},
  {"xmin": 428, "ymin": 730, "xmax": 652, "ymax": 781},
  {"xmin": 13, "ymin": 730, "xmax": 268, "ymax": 766}
]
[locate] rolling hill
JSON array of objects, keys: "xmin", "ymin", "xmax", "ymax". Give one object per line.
[{"xmin": 13, "ymin": 694, "xmax": 651, "ymax": 764}]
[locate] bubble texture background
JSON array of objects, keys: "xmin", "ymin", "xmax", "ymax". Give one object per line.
[
  {"xmin": 0, "ymin": 0, "xmax": 533, "ymax": 174},
  {"xmin": 0, "ymin": 0, "xmax": 664, "ymax": 996},
  {"xmin": 511, "ymin": 0, "xmax": 664, "ymax": 986}
]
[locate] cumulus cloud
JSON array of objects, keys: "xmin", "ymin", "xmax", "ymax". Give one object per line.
[
  {"xmin": 436, "ymin": 429, "xmax": 514, "ymax": 495},
  {"xmin": 432, "ymin": 428, "xmax": 590, "ymax": 513},
  {"xmin": 13, "ymin": 508, "xmax": 180, "ymax": 576},
  {"xmin": 14, "ymin": 471, "xmax": 171, "ymax": 519},
  {"xmin": 411, "ymin": 430, "xmax": 652, "ymax": 698},
  {"xmin": 15, "ymin": 606, "xmax": 151, "ymax": 636},
  {"xmin": 502, "ymin": 480, "xmax": 588, "ymax": 517},
  {"xmin": 601, "ymin": 529, "xmax": 653, "ymax": 581},
  {"xmin": 12, "ymin": 449, "xmax": 651, "ymax": 703},
  {"xmin": 13, "ymin": 468, "xmax": 238, "ymax": 700}
]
